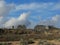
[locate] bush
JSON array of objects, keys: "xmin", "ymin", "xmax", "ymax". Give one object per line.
[{"xmin": 28, "ymin": 40, "xmax": 35, "ymax": 44}]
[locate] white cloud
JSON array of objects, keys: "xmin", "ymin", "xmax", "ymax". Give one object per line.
[
  {"xmin": 4, "ymin": 12, "xmax": 30, "ymax": 28},
  {"xmin": 39, "ymin": 15, "xmax": 60, "ymax": 28},
  {"xmin": 0, "ymin": 17, "xmax": 5, "ymax": 28},
  {"xmin": 52, "ymin": 15, "xmax": 60, "ymax": 22},
  {"xmin": 0, "ymin": 0, "xmax": 31, "ymax": 28},
  {"xmin": 0, "ymin": 0, "xmax": 16, "ymax": 28},
  {"xmin": 15, "ymin": 2, "xmax": 60, "ymax": 11},
  {"xmin": 0, "ymin": 0, "xmax": 15, "ymax": 17},
  {"xmin": 0, "ymin": 17, "xmax": 3, "ymax": 25},
  {"xmin": 4, "ymin": 18, "xmax": 16, "ymax": 28},
  {"xmin": 18, "ymin": 12, "xmax": 30, "ymax": 20},
  {"xmin": 0, "ymin": 0, "xmax": 60, "ymax": 28},
  {"xmin": 15, "ymin": 3, "xmax": 54, "ymax": 11}
]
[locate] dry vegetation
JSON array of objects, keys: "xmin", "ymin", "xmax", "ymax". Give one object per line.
[{"xmin": 0, "ymin": 25, "xmax": 60, "ymax": 45}]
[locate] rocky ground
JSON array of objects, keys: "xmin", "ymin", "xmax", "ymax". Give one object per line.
[{"xmin": 1, "ymin": 39, "xmax": 60, "ymax": 45}]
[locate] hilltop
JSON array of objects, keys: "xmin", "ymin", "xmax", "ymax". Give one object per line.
[
  {"xmin": 0, "ymin": 25, "xmax": 60, "ymax": 41},
  {"xmin": 0, "ymin": 25, "xmax": 60, "ymax": 45}
]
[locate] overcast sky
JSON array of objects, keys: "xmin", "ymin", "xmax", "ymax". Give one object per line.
[{"xmin": 0, "ymin": 0, "xmax": 60, "ymax": 28}]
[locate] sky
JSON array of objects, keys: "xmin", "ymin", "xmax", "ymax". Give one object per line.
[{"xmin": 0, "ymin": 0, "xmax": 60, "ymax": 28}]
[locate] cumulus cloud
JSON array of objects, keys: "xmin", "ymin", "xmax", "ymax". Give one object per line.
[
  {"xmin": 39, "ymin": 15, "xmax": 60, "ymax": 28},
  {"xmin": 0, "ymin": 0, "xmax": 15, "ymax": 17},
  {"xmin": 0, "ymin": 0, "xmax": 15, "ymax": 28},
  {"xmin": 0, "ymin": 17, "xmax": 3, "ymax": 27},
  {"xmin": 0, "ymin": 0, "xmax": 60, "ymax": 29},
  {"xmin": 0, "ymin": 0, "xmax": 30, "ymax": 28},
  {"xmin": 0, "ymin": 17, "xmax": 7, "ymax": 28},
  {"xmin": 4, "ymin": 12, "xmax": 30, "ymax": 28},
  {"xmin": 52, "ymin": 15, "xmax": 60, "ymax": 28}
]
